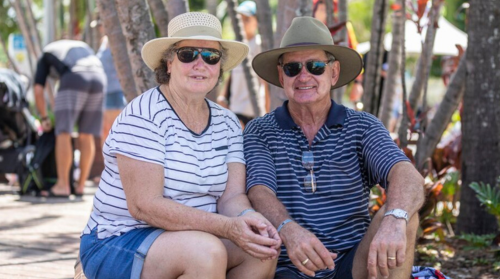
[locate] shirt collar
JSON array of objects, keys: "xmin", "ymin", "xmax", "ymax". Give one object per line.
[{"xmin": 275, "ymin": 99, "xmax": 346, "ymax": 130}]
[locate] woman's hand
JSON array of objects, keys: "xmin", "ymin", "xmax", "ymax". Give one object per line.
[{"xmin": 225, "ymin": 214, "xmax": 281, "ymax": 260}]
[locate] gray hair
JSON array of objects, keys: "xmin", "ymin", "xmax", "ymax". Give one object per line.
[{"xmin": 154, "ymin": 42, "xmax": 228, "ymax": 85}]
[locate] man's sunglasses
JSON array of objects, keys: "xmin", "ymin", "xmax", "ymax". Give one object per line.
[
  {"xmin": 175, "ymin": 47, "xmax": 222, "ymax": 65},
  {"xmin": 281, "ymin": 59, "xmax": 334, "ymax": 77}
]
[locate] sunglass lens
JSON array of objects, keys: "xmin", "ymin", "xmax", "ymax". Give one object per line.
[
  {"xmin": 177, "ymin": 48, "xmax": 197, "ymax": 63},
  {"xmin": 302, "ymin": 151, "xmax": 314, "ymax": 169},
  {"xmin": 200, "ymin": 50, "xmax": 221, "ymax": 65},
  {"xmin": 307, "ymin": 61, "xmax": 327, "ymax": 75},
  {"xmin": 304, "ymin": 172, "xmax": 317, "ymax": 193},
  {"xmin": 283, "ymin": 62, "xmax": 302, "ymax": 77}
]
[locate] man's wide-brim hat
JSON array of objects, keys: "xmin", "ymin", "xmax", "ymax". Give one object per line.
[
  {"xmin": 252, "ymin": 16, "xmax": 363, "ymax": 89},
  {"xmin": 142, "ymin": 12, "xmax": 249, "ymax": 72}
]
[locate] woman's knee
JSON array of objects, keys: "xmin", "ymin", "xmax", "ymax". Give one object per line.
[{"xmin": 143, "ymin": 231, "xmax": 227, "ymax": 278}]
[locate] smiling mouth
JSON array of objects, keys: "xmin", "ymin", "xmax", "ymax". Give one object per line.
[
  {"xmin": 296, "ymin": 86, "xmax": 314, "ymax": 90},
  {"xmin": 191, "ymin": 76, "xmax": 207, "ymax": 80}
]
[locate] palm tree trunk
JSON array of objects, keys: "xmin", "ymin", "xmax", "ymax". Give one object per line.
[
  {"xmin": 457, "ymin": 0, "xmax": 500, "ymax": 235},
  {"xmin": 269, "ymin": 0, "xmax": 312, "ymax": 110},
  {"xmin": 115, "ymin": 0, "xmax": 157, "ymax": 94},
  {"xmin": 254, "ymin": 0, "xmax": 274, "ymax": 52},
  {"xmin": 226, "ymin": 0, "xmax": 262, "ymax": 117},
  {"xmin": 166, "ymin": 0, "xmax": 189, "ymax": 20},
  {"xmin": 379, "ymin": 2, "xmax": 404, "ymax": 127},
  {"xmin": 147, "ymin": 0, "xmax": 169, "ymax": 37},
  {"xmin": 361, "ymin": 0, "xmax": 388, "ymax": 116},
  {"xmin": 332, "ymin": 0, "xmax": 347, "ymax": 104},
  {"xmin": 97, "ymin": 0, "xmax": 138, "ymax": 102},
  {"xmin": 414, "ymin": 54, "xmax": 466, "ymax": 170}
]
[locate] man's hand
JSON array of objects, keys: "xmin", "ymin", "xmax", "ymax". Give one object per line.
[
  {"xmin": 41, "ymin": 118, "xmax": 52, "ymax": 132},
  {"xmin": 225, "ymin": 215, "xmax": 281, "ymax": 260},
  {"xmin": 367, "ymin": 217, "xmax": 407, "ymax": 279},
  {"xmin": 280, "ymin": 222, "xmax": 336, "ymax": 277}
]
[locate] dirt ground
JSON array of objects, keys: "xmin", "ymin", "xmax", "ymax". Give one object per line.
[{"xmin": 414, "ymin": 237, "xmax": 500, "ymax": 279}]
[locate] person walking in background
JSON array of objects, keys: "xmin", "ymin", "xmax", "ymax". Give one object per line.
[
  {"xmin": 79, "ymin": 12, "xmax": 279, "ymax": 279},
  {"xmin": 95, "ymin": 20, "xmax": 127, "ymax": 145},
  {"xmin": 245, "ymin": 17, "xmax": 424, "ymax": 279},
  {"xmin": 217, "ymin": 0, "xmax": 269, "ymax": 127},
  {"xmin": 34, "ymin": 39, "xmax": 106, "ymax": 197}
]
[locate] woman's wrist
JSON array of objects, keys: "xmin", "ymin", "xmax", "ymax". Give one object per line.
[{"xmin": 237, "ymin": 208, "xmax": 256, "ymax": 217}]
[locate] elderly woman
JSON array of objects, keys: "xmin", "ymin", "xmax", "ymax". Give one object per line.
[{"xmin": 79, "ymin": 12, "xmax": 280, "ymax": 279}]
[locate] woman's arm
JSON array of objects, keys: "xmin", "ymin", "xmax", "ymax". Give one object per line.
[
  {"xmin": 118, "ymin": 155, "xmax": 280, "ymax": 259},
  {"xmin": 118, "ymin": 154, "xmax": 230, "ymax": 236}
]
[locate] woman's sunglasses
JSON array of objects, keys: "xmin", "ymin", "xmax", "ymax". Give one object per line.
[
  {"xmin": 281, "ymin": 59, "xmax": 334, "ymax": 77},
  {"xmin": 175, "ymin": 47, "xmax": 222, "ymax": 65}
]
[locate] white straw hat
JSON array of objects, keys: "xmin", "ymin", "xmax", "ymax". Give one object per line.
[{"xmin": 142, "ymin": 12, "xmax": 249, "ymax": 72}]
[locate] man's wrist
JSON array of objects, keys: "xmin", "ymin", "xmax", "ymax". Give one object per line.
[
  {"xmin": 277, "ymin": 218, "xmax": 294, "ymax": 233},
  {"xmin": 384, "ymin": 209, "xmax": 409, "ymax": 223}
]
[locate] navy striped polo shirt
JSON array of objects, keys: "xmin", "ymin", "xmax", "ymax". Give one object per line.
[{"xmin": 244, "ymin": 100, "xmax": 409, "ymax": 277}]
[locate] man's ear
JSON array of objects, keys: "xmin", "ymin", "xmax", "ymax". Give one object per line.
[
  {"xmin": 331, "ymin": 61, "xmax": 340, "ymax": 87},
  {"xmin": 277, "ymin": 65, "xmax": 285, "ymax": 87}
]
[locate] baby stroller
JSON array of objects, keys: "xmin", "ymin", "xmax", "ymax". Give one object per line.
[{"xmin": 0, "ymin": 68, "xmax": 44, "ymax": 195}]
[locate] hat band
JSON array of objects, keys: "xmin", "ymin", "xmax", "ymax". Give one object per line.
[
  {"xmin": 171, "ymin": 26, "xmax": 222, "ymax": 39},
  {"xmin": 284, "ymin": 42, "xmax": 325, "ymax": 47}
]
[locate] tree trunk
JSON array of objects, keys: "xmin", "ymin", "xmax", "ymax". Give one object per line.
[
  {"xmin": 97, "ymin": 0, "xmax": 138, "ymax": 102},
  {"xmin": 456, "ymin": 0, "xmax": 500, "ymax": 235},
  {"xmin": 398, "ymin": 0, "xmax": 443, "ymax": 146},
  {"xmin": 115, "ymin": 0, "xmax": 157, "ymax": 94},
  {"xmin": 0, "ymin": 36, "xmax": 21, "ymax": 74},
  {"xmin": 407, "ymin": 0, "xmax": 443, "ymax": 113},
  {"xmin": 331, "ymin": 0, "xmax": 347, "ymax": 104},
  {"xmin": 25, "ymin": 0, "xmax": 42, "ymax": 55},
  {"xmin": 379, "ymin": 2, "xmax": 404, "ymax": 127},
  {"xmin": 147, "ymin": 0, "xmax": 169, "ymax": 37},
  {"xmin": 398, "ymin": 0, "xmax": 408, "ymax": 147},
  {"xmin": 269, "ymin": 0, "xmax": 312, "ymax": 110},
  {"xmin": 361, "ymin": 0, "xmax": 388, "ymax": 116},
  {"xmin": 414, "ymin": 54, "xmax": 466, "ymax": 169},
  {"xmin": 226, "ymin": 0, "xmax": 262, "ymax": 117},
  {"xmin": 166, "ymin": 0, "xmax": 189, "ymax": 20},
  {"xmin": 10, "ymin": 0, "xmax": 36, "ymax": 76},
  {"xmin": 254, "ymin": 0, "xmax": 274, "ymax": 52},
  {"xmin": 69, "ymin": 0, "xmax": 77, "ymax": 38},
  {"xmin": 205, "ymin": 0, "xmax": 218, "ymax": 16}
]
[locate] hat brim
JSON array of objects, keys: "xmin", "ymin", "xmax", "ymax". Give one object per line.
[
  {"xmin": 142, "ymin": 36, "xmax": 249, "ymax": 72},
  {"xmin": 252, "ymin": 45, "xmax": 363, "ymax": 89}
]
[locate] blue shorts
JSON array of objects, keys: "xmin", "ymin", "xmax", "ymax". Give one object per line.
[
  {"xmin": 105, "ymin": 90, "xmax": 127, "ymax": 110},
  {"xmin": 80, "ymin": 227, "xmax": 163, "ymax": 279},
  {"xmin": 274, "ymin": 242, "xmax": 359, "ymax": 279}
]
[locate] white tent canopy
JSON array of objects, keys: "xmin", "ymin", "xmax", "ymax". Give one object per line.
[{"xmin": 357, "ymin": 17, "xmax": 468, "ymax": 56}]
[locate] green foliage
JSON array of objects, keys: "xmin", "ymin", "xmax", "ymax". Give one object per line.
[
  {"xmin": 442, "ymin": 0, "xmax": 467, "ymax": 32},
  {"xmin": 0, "ymin": 0, "xmax": 20, "ymax": 43},
  {"xmin": 469, "ymin": 177, "xmax": 500, "ymax": 226},
  {"xmin": 457, "ymin": 233, "xmax": 496, "ymax": 250}
]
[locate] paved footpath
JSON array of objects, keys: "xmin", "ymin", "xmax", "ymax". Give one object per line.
[{"xmin": 0, "ymin": 182, "xmax": 96, "ymax": 279}]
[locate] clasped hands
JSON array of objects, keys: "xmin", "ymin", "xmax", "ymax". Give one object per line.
[{"xmin": 227, "ymin": 211, "xmax": 281, "ymax": 260}]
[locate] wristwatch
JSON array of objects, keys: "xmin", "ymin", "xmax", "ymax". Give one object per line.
[{"xmin": 384, "ymin": 209, "xmax": 409, "ymax": 223}]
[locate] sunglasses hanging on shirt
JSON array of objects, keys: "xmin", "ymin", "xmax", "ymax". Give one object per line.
[
  {"xmin": 175, "ymin": 47, "xmax": 222, "ymax": 65},
  {"xmin": 302, "ymin": 151, "xmax": 317, "ymax": 193}
]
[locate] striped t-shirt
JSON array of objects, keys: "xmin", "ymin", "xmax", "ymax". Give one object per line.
[
  {"xmin": 244, "ymin": 100, "xmax": 409, "ymax": 278},
  {"xmin": 83, "ymin": 87, "xmax": 245, "ymax": 239}
]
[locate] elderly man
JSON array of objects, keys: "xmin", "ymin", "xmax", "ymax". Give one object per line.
[{"xmin": 245, "ymin": 17, "xmax": 424, "ymax": 279}]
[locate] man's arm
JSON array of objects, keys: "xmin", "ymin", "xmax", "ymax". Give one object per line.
[
  {"xmin": 248, "ymin": 185, "xmax": 336, "ymax": 277},
  {"xmin": 366, "ymin": 161, "xmax": 425, "ymax": 278}
]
